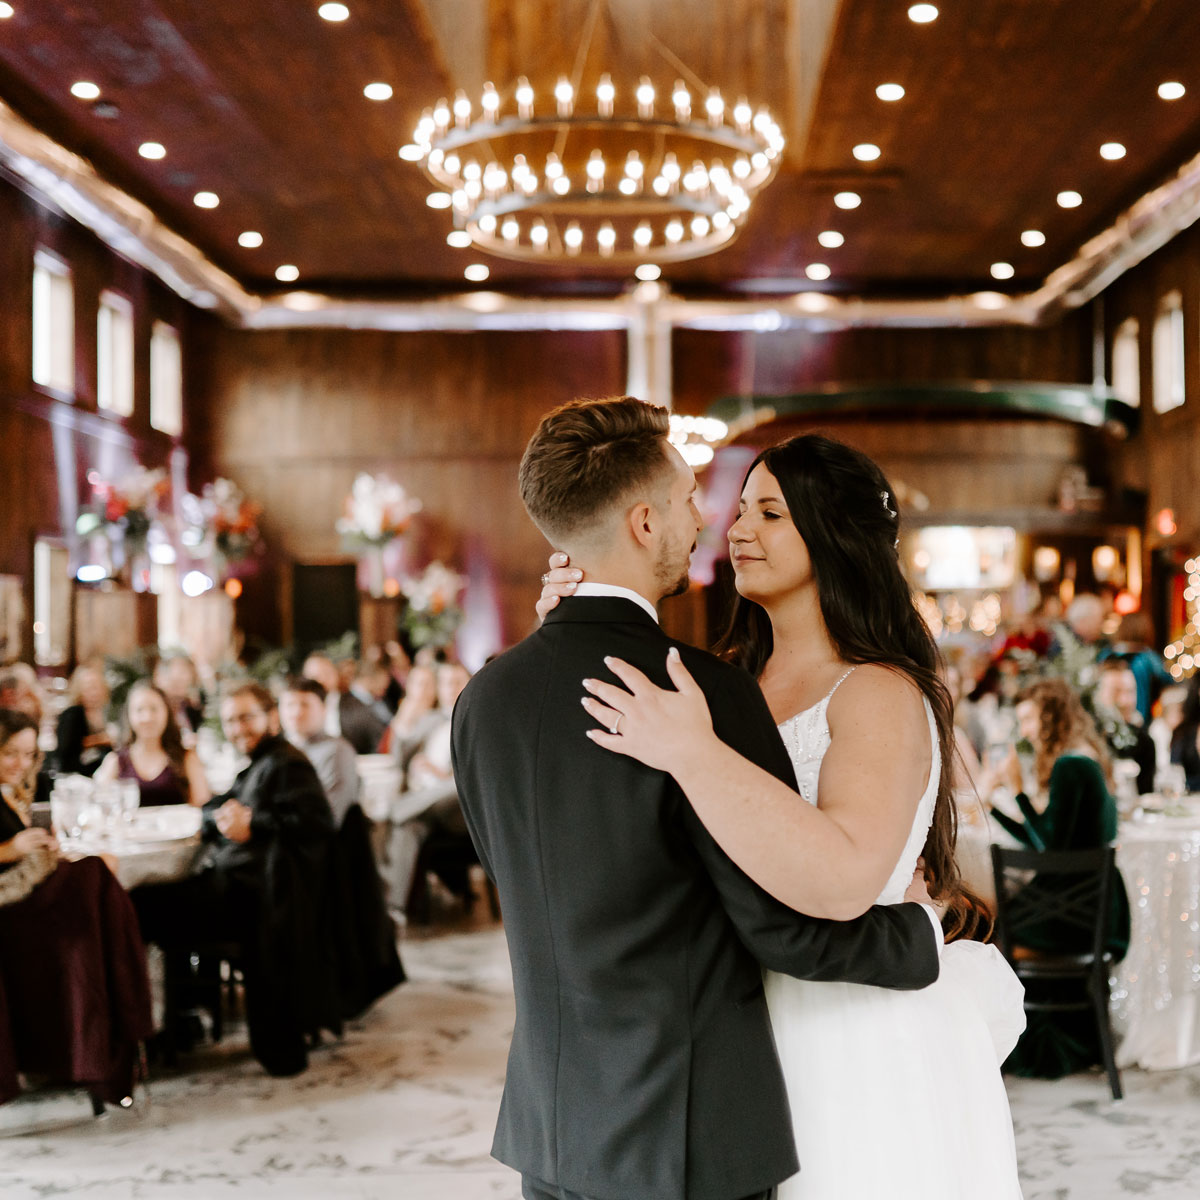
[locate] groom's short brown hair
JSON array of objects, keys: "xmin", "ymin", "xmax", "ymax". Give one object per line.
[{"xmin": 519, "ymin": 396, "xmax": 672, "ymax": 544}]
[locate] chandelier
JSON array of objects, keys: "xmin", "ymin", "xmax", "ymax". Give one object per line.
[{"xmin": 400, "ymin": 2, "xmax": 785, "ymax": 267}]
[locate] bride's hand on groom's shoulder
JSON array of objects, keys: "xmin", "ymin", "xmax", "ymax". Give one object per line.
[
  {"xmin": 535, "ymin": 551, "xmax": 582, "ymax": 621},
  {"xmin": 581, "ymin": 647, "xmax": 714, "ymax": 774}
]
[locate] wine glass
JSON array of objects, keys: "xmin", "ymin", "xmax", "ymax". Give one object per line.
[{"xmin": 1156, "ymin": 764, "xmax": 1185, "ymax": 805}]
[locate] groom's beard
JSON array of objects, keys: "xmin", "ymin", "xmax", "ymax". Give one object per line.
[{"xmin": 656, "ymin": 538, "xmax": 695, "ymax": 598}]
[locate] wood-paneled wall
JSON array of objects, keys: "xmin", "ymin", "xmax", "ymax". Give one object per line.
[
  {"xmin": 187, "ymin": 325, "xmax": 627, "ymax": 650},
  {"xmin": 0, "ymin": 173, "xmax": 190, "ymax": 662},
  {"xmin": 1102, "ymin": 220, "xmax": 1200, "ymax": 549},
  {"xmin": 672, "ymin": 315, "xmax": 1094, "ymax": 415}
]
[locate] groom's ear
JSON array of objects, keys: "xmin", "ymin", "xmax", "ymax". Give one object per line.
[{"xmin": 625, "ymin": 499, "xmax": 656, "ymax": 551}]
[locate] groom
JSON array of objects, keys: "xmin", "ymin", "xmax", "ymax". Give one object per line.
[{"xmin": 451, "ymin": 396, "xmax": 943, "ymax": 1200}]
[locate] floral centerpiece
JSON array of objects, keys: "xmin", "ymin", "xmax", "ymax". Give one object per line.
[
  {"xmin": 75, "ymin": 466, "xmax": 169, "ymax": 587},
  {"xmin": 401, "ymin": 561, "xmax": 466, "ymax": 650},
  {"xmin": 182, "ymin": 477, "xmax": 263, "ymax": 582},
  {"xmin": 337, "ymin": 472, "xmax": 421, "ymax": 596}
]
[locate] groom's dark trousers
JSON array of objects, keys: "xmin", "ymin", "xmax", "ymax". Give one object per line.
[{"xmin": 452, "ymin": 596, "xmax": 940, "ymax": 1200}]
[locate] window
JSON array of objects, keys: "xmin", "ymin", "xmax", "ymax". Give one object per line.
[
  {"xmin": 150, "ymin": 321, "xmax": 183, "ymax": 435},
  {"xmin": 97, "ymin": 290, "xmax": 134, "ymax": 416},
  {"xmin": 1152, "ymin": 291, "xmax": 1185, "ymax": 414},
  {"xmin": 32, "ymin": 250, "xmax": 74, "ymax": 394},
  {"xmin": 1111, "ymin": 317, "xmax": 1140, "ymax": 408}
]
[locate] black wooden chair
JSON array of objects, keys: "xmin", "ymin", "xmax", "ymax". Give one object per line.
[{"xmin": 989, "ymin": 844, "xmax": 1122, "ymax": 1099}]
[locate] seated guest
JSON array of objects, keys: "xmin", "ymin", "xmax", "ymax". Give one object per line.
[
  {"xmin": 350, "ymin": 659, "xmax": 395, "ymax": 725},
  {"xmin": 279, "ymin": 677, "xmax": 360, "ymax": 826},
  {"xmin": 1093, "ymin": 659, "xmax": 1156, "ymax": 796},
  {"xmin": 987, "ymin": 678, "xmax": 1130, "ymax": 1079},
  {"xmin": 1100, "ymin": 611, "xmax": 1172, "ymax": 724},
  {"xmin": 1150, "ymin": 684, "xmax": 1186, "ymax": 774},
  {"xmin": 382, "ymin": 662, "xmax": 440, "ymax": 763},
  {"xmin": 95, "ymin": 681, "xmax": 211, "ymax": 807},
  {"xmin": 55, "ymin": 662, "xmax": 114, "ymax": 777},
  {"xmin": 0, "ymin": 710, "xmax": 152, "ymax": 1107},
  {"xmin": 153, "ymin": 653, "xmax": 205, "ymax": 741},
  {"xmin": 0, "ymin": 668, "xmax": 52, "ymax": 803},
  {"xmin": 132, "ymin": 683, "xmax": 338, "ymax": 1076},
  {"xmin": 302, "ymin": 652, "xmax": 387, "ymax": 755},
  {"xmin": 1170, "ymin": 674, "xmax": 1200, "ymax": 791},
  {"xmin": 383, "ymin": 662, "xmax": 471, "ymax": 914}
]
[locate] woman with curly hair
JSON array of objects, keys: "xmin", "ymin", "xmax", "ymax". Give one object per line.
[
  {"xmin": 0, "ymin": 709, "xmax": 152, "ymax": 1108},
  {"xmin": 988, "ymin": 677, "xmax": 1130, "ymax": 1077}
]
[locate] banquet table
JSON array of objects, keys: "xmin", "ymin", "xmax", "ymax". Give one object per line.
[
  {"xmin": 956, "ymin": 800, "xmax": 1200, "ymax": 1071},
  {"xmin": 64, "ymin": 805, "xmax": 204, "ymax": 891}
]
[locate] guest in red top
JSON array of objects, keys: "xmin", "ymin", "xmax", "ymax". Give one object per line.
[{"xmin": 95, "ymin": 681, "xmax": 211, "ymax": 807}]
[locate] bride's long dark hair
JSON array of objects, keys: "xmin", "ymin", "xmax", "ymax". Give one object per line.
[{"xmin": 715, "ymin": 434, "xmax": 988, "ymax": 941}]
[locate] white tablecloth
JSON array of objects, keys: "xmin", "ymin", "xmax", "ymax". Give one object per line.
[
  {"xmin": 63, "ymin": 805, "xmax": 204, "ymax": 890},
  {"xmin": 955, "ymin": 805, "xmax": 1200, "ymax": 1071}
]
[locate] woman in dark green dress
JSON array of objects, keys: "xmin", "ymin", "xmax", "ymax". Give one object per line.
[{"xmin": 988, "ymin": 678, "xmax": 1130, "ymax": 1078}]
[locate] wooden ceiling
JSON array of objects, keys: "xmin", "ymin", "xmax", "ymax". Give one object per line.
[{"xmin": 0, "ymin": 0, "xmax": 1198, "ymax": 300}]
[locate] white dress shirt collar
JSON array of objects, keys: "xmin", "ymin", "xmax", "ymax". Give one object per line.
[{"xmin": 571, "ymin": 581, "xmax": 659, "ymax": 624}]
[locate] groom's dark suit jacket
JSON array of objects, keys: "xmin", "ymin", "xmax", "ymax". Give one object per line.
[{"xmin": 451, "ymin": 597, "xmax": 940, "ymax": 1200}]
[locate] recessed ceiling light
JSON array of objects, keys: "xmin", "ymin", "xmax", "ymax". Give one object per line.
[
  {"xmin": 318, "ymin": 3, "xmax": 349, "ymax": 21},
  {"xmin": 363, "ymin": 82, "xmax": 393, "ymax": 101},
  {"xmin": 0, "ymin": 5, "xmax": 15, "ymax": 19},
  {"xmin": 426, "ymin": 192, "xmax": 452, "ymax": 209},
  {"xmin": 238, "ymin": 231, "xmax": 264, "ymax": 248},
  {"xmin": 817, "ymin": 230, "xmax": 844, "ymax": 248},
  {"xmin": 875, "ymin": 83, "xmax": 905, "ymax": 102},
  {"xmin": 990, "ymin": 262, "xmax": 1015, "ymax": 280},
  {"xmin": 398, "ymin": 144, "xmax": 424, "ymax": 161},
  {"xmin": 852, "ymin": 143, "xmax": 881, "ymax": 162},
  {"xmin": 1100, "ymin": 142, "xmax": 1126, "ymax": 160},
  {"xmin": 907, "ymin": 4, "xmax": 938, "ymax": 23},
  {"xmin": 834, "ymin": 191, "xmax": 861, "ymax": 210},
  {"xmin": 446, "ymin": 231, "xmax": 472, "ymax": 248},
  {"xmin": 464, "ymin": 264, "xmax": 490, "ymax": 282},
  {"xmin": 1056, "ymin": 190, "xmax": 1082, "ymax": 209},
  {"xmin": 70, "ymin": 81, "xmax": 101, "ymax": 100},
  {"xmin": 1158, "ymin": 81, "xmax": 1186, "ymax": 101},
  {"xmin": 138, "ymin": 142, "xmax": 166, "ymax": 160},
  {"xmin": 635, "ymin": 264, "xmax": 662, "ymax": 282},
  {"xmin": 275, "ymin": 264, "xmax": 300, "ymax": 282},
  {"xmin": 1020, "ymin": 230, "xmax": 1046, "ymax": 248},
  {"xmin": 193, "ymin": 191, "xmax": 220, "ymax": 208},
  {"xmin": 805, "ymin": 263, "xmax": 832, "ymax": 281}
]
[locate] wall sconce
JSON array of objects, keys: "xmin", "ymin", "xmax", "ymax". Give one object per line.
[
  {"xmin": 1156, "ymin": 508, "xmax": 1178, "ymax": 537},
  {"xmin": 1092, "ymin": 544, "xmax": 1119, "ymax": 582},
  {"xmin": 1032, "ymin": 546, "xmax": 1061, "ymax": 582}
]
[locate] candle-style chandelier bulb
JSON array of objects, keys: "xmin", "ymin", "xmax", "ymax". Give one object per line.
[
  {"xmin": 555, "ymin": 76, "xmax": 574, "ymax": 117},
  {"xmin": 515, "ymin": 77, "xmax": 534, "ymax": 118},
  {"xmin": 636, "ymin": 76, "xmax": 655, "ymax": 117},
  {"xmin": 597, "ymin": 73, "xmax": 615, "ymax": 117}
]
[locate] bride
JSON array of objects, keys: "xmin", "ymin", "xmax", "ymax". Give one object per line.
[{"xmin": 539, "ymin": 434, "xmax": 1025, "ymax": 1199}]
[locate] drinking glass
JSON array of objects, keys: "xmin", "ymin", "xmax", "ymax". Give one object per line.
[
  {"xmin": 118, "ymin": 779, "xmax": 141, "ymax": 829},
  {"xmin": 92, "ymin": 783, "xmax": 122, "ymax": 837},
  {"xmin": 1156, "ymin": 764, "xmax": 1185, "ymax": 804}
]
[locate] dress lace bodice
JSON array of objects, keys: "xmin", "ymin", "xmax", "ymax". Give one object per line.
[{"xmin": 776, "ymin": 670, "xmax": 940, "ymax": 905}]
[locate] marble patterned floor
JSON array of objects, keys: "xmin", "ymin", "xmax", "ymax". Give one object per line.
[{"xmin": 1, "ymin": 924, "xmax": 1197, "ymax": 1199}]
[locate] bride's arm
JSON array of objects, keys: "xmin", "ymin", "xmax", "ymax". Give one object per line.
[{"xmin": 583, "ymin": 653, "xmax": 931, "ymax": 920}]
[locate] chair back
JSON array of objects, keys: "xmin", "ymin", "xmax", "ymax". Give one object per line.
[{"xmin": 989, "ymin": 844, "xmax": 1115, "ymax": 967}]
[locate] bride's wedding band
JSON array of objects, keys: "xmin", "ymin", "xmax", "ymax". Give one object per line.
[
  {"xmin": 541, "ymin": 573, "xmax": 551, "ymax": 584},
  {"xmin": 611, "ymin": 714, "xmax": 622, "ymax": 735}
]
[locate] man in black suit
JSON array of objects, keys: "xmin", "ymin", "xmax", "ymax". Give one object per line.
[
  {"xmin": 451, "ymin": 397, "xmax": 943, "ymax": 1200},
  {"xmin": 301, "ymin": 652, "xmax": 387, "ymax": 755}
]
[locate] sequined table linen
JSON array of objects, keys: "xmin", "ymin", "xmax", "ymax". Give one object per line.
[{"xmin": 1111, "ymin": 812, "xmax": 1200, "ymax": 1070}]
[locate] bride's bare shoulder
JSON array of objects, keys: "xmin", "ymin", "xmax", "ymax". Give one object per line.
[{"xmin": 829, "ymin": 663, "xmax": 927, "ymax": 730}]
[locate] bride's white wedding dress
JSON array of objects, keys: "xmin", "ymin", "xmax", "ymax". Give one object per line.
[{"xmin": 766, "ymin": 670, "xmax": 1025, "ymax": 1199}]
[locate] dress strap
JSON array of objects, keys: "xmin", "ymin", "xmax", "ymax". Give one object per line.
[{"xmin": 822, "ymin": 666, "xmax": 856, "ymax": 706}]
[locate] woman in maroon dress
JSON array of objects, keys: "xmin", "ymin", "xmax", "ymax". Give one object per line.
[
  {"xmin": 0, "ymin": 710, "xmax": 153, "ymax": 1108},
  {"xmin": 95, "ymin": 681, "xmax": 210, "ymax": 807}
]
